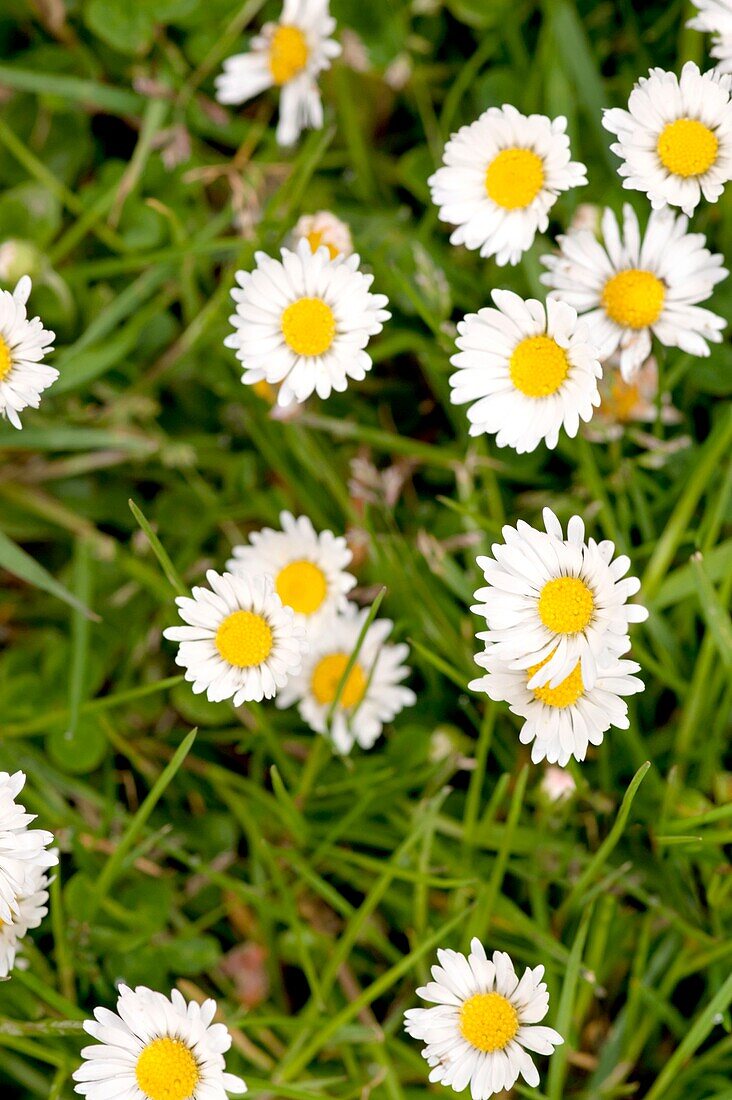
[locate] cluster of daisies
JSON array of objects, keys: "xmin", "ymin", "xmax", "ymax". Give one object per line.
[{"xmin": 164, "ymin": 510, "xmax": 415, "ymax": 754}]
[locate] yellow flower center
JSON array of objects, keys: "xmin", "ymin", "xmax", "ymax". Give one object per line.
[
  {"xmin": 601, "ymin": 269, "xmax": 665, "ymax": 329},
  {"xmin": 311, "ymin": 652, "xmax": 367, "ymax": 708},
  {"xmin": 281, "ymin": 297, "xmax": 336, "ymax": 357},
  {"xmin": 253, "ymin": 379, "xmax": 276, "ymax": 404},
  {"xmin": 528, "ymin": 654, "xmax": 585, "ymax": 708},
  {"xmin": 538, "ymin": 576, "xmax": 595, "ymax": 634},
  {"xmin": 135, "ymin": 1037, "xmax": 200, "ymax": 1100},
  {"xmin": 215, "ymin": 610, "xmax": 273, "ymax": 668},
  {"xmin": 276, "ymin": 559, "xmax": 328, "ymax": 615},
  {"xmin": 602, "ymin": 376, "xmax": 641, "ymax": 423},
  {"xmin": 656, "ymin": 118, "xmax": 719, "ymax": 177},
  {"xmin": 508, "ymin": 335, "xmax": 570, "ymax": 397},
  {"xmin": 269, "ymin": 24, "xmax": 309, "ymax": 86},
  {"xmin": 306, "ymin": 230, "xmax": 339, "ymax": 259},
  {"xmin": 485, "ymin": 147, "xmax": 545, "ymax": 210},
  {"xmin": 459, "ymin": 992, "xmax": 520, "ymax": 1053},
  {"xmin": 0, "ymin": 336, "xmax": 12, "ymax": 381}
]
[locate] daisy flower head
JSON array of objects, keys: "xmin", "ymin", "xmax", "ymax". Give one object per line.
[
  {"xmin": 163, "ymin": 571, "xmax": 308, "ymax": 705},
  {"xmin": 0, "ymin": 275, "xmax": 56, "ymax": 430},
  {"xmin": 689, "ymin": 1, "xmax": 732, "ymax": 73},
  {"xmin": 276, "ymin": 603, "xmax": 416, "ymax": 753},
  {"xmin": 449, "ymin": 289, "xmax": 602, "ymax": 453},
  {"xmin": 470, "ymin": 641, "xmax": 644, "ymax": 766},
  {"xmin": 215, "ymin": 0, "xmax": 341, "ymax": 146},
  {"xmin": 0, "ymin": 857, "xmax": 53, "ymax": 978},
  {"xmin": 290, "ymin": 210, "xmax": 353, "ymax": 259},
  {"xmin": 602, "ymin": 62, "xmax": 732, "ymax": 216},
  {"xmin": 472, "ymin": 508, "xmax": 648, "ymax": 691},
  {"xmin": 226, "ymin": 511, "xmax": 356, "ymax": 629},
  {"xmin": 73, "ymin": 985, "xmax": 246, "ymax": 1099},
  {"xmin": 225, "ymin": 240, "xmax": 390, "ymax": 407},
  {"xmin": 0, "ymin": 771, "xmax": 58, "ymax": 926},
  {"xmin": 541, "ymin": 203, "xmax": 727, "ymax": 380},
  {"xmin": 404, "ymin": 938, "xmax": 562, "ymax": 1099},
  {"xmin": 428, "ymin": 105, "xmax": 587, "ymax": 266}
]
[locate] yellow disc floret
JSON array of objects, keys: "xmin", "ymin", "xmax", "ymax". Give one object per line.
[
  {"xmin": 306, "ymin": 230, "xmax": 339, "ymax": 259},
  {"xmin": 528, "ymin": 655, "xmax": 585, "ymax": 708},
  {"xmin": 601, "ymin": 269, "xmax": 665, "ymax": 329},
  {"xmin": 135, "ymin": 1037, "xmax": 200, "ymax": 1100},
  {"xmin": 657, "ymin": 118, "xmax": 718, "ymax": 178},
  {"xmin": 276, "ymin": 560, "xmax": 328, "ymax": 615},
  {"xmin": 281, "ymin": 297, "xmax": 336, "ymax": 357},
  {"xmin": 459, "ymin": 992, "xmax": 520, "ymax": 1053},
  {"xmin": 311, "ymin": 652, "xmax": 366, "ymax": 708},
  {"xmin": 509, "ymin": 335, "xmax": 570, "ymax": 397},
  {"xmin": 215, "ymin": 610, "xmax": 273, "ymax": 668},
  {"xmin": 485, "ymin": 147, "xmax": 545, "ymax": 210},
  {"xmin": 538, "ymin": 577, "xmax": 594, "ymax": 634},
  {"xmin": 0, "ymin": 336, "xmax": 12, "ymax": 381},
  {"xmin": 269, "ymin": 24, "xmax": 309, "ymax": 86}
]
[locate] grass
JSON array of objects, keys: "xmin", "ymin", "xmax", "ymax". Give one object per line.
[{"xmin": 0, "ymin": 1, "xmax": 731, "ymax": 1098}]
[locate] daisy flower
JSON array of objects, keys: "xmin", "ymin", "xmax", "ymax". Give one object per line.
[
  {"xmin": 0, "ymin": 771, "xmax": 58, "ymax": 926},
  {"xmin": 0, "ymin": 275, "xmax": 56, "ymax": 430},
  {"xmin": 472, "ymin": 508, "xmax": 648, "ymax": 690},
  {"xmin": 290, "ymin": 210, "xmax": 353, "ymax": 258},
  {"xmin": 225, "ymin": 240, "xmax": 390, "ymax": 407},
  {"xmin": 163, "ymin": 571, "xmax": 308, "ymax": 705},
  {"xmin": 73, "ymin": 984, "xmax": 246, "ymax": 1099},
  {"xmin": 428, "ymin": 105, "xmax": 587, "ymax": 266},
  {"xmin": 689, "ymin": 1, "xmax": 732, "ymax": 73},
  {"xmin": 602, "ymin": 62, "xmax": 732, "ymax": 216},
  {"xmin": 470, "ymin": 642, "xmax": 644, "ymax": 766},
  {"xmin": 215, "ymin": 0, "xmax": 341, "ymax": 146},
  {"xmin": 226, "ymin": 511, "xmax": 355, "ymax": 630},
  {"xmin": 590, "ymin": 353, "xmax": 682, "ymax": 441},
  {"xmin": 541, "ymin": 204, "xmax": 727, "ymax": 380},
  {"xmin": 276, "ymin": 604, "xmax": 415, "ymax": 752},
  {"xmin": 449, "ymin": 289, "xmax": 602, "ymax": 453},
  {"xmin": 404, "ymin": 939, "xmax": 562, "ymax": 1099},
  {"xmin": 0, "ymin": 858, "xmax": 53, "ymax": 978}
]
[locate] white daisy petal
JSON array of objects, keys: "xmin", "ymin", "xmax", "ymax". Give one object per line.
[{"xmin": 0, "ymin": 277, "xmax": 56, "ymax": 429}]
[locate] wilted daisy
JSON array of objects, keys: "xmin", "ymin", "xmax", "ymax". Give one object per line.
[
  {"xmin": 290, "ymin": 210, "xmax": 353, "ymax": 258},
  {"xmin": 0, "ymin": 275, "xmax": 56, "ymax": 430},
  {"xmin": 689, "ymin": 1, "xmax": 732, "ymax": 73},
  {"xmin": 276, "ymin": 604, "xmax": 415, "ymax": 752},
  {"xmin": 429, "ymin": 105, "xmax": 587, "ymax": 266},
  {"xmin": 590, "ymin": 354, "xmax": 682, "ymax": 441},
  {"xmin": 541, "ymin": 204, "xmax": 727, "ymax": 380},
  {"xmin": 471, "ymin": 642, "xmax": 644, "ymax": 766},
  {"xmin": 0, "ymin": 771, "xmax": 58, "ymax": 926},
  {"xmin": 163, "ymin": 571, "xmax": 308, "ymax": 705},
  {"xmin": 602, "ymin": 63, "xmax": 732, "ymax": 215},
  {"xmin": 449, "ymin": 289, "xmax": 601, "ymax": 452},
  {"xmin": 73, "ymin": 985, "xmax": 246, "ymax": 1099},
  {"xmin": 0, "ymin": 859, "xmax": 53, "ymax": 978},
  {"xmin": 472, "ymin": 508, "xmax": 648, "ymax": 690},
  {"xmin": 404, "ymin": 939, "xmax": 562, "ymax": 1098},
  {"xmin": 225, "ymin": 240, "xmax": 390, "ymax": 407},
  {"xmin": 215, "ymin": 0, "xmax": 340, "ymax": 146},
  {"xmin": 226, "ymin": 511, "xmax": 355, "ymax": 629}
]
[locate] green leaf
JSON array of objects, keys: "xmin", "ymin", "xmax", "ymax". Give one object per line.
[{"xmin": 0, "ymin": 528, "xmax": 97, "ymax": 619}]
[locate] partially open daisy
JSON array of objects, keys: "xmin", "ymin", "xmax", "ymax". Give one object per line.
[
  {"xmin": 226, "ymin": 511, "xmax": 355, "ymax": 630},
  {"xmin": 689, "ymin": 1, "xmax": 732, "ymax": 73},
  {"xmin": 215, "ymin": 0, "xmax": 341, "ymax": 146},
  {"xmin": 404, "ymin": 939, "xmax": 562, "ymax": 1099},
  {"xmin": 471, "ymin": 642, "xmax": 644, "ymax": 766},
  {"xmin": 449, "ymin": 289, "xmax": 601, "ymax": 452},
  {"xmin": 429, "ymin": 106, "xmax": 587, "ymax": 266},
  {"xmin": 472, "ymin": 508, "xmax": 648, "ymax": 690},
  {"xmin": 225, "ymin": 240, "xmax": 390, "ymax": 407},
  {"xmin": 0, "ymin": 771, "xmax": 58, "ymax": 926},
  {"xmin": 163, "ymin": 571, "xmax": 308, "ymax": 705},
  {"xmin": 541, "ymin": 204, "xmax": 727, "ymax": 380},
  {"xmin": 0, "ymin": 858, "xmax": 53, "ymax": 978},
  {"xmin": 0, "ymin": 275, "xmax": 56, "ymax": 430},
  {"xmin": 73, "ymin": 985, "xmax": 246, "ymax": 1099},
  {"xmin": 603, "ymin": 63, "xmax": 732, "ymax": 215},
  {"xmin": 290, "ymin": 210, "xmax": 353, "ymax": 258},
  {"xmin": 276, "ymin": 604, "xmax": 415, "ymax": 752}
]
